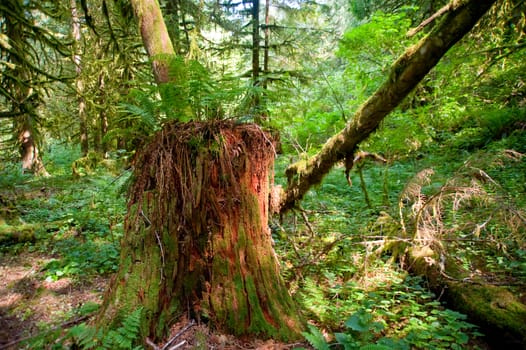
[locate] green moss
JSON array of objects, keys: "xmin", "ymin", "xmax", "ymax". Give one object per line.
[
  {"xmin": 0, "ymin": 223, "xmax": 35, "ymax": 244},
  {"xmin": 71, "ymin": 151, "xmax": 102, "ymax": 177},
  {"xmin": 447, "ymin": 282, "xmax": 526, "ymax": 342}
]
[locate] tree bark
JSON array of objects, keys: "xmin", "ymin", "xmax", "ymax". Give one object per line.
[
  {"xmin": 407, "ymin": 248, "xmax": 526, "ymax": 347},
  {"xmin": 97, "ymin": 122, "xmax": 304, "ymax": 342},
  {"xmin": 263, "ymin": 0, "xmax": 269, "ymax": 90},
  {"xmin": 252, "ymin": 0, "xmax": 260, "ymax": 86},
  {"xmin": 18, "ymin": 130, "xmax": 47, "ymax": 176},
  {"xmin": 71, "ymin": 0, "xmax": 89, "ymax": 156},
  {"xmin": 5, "ymin": 0, "xmax": 49, "ymax": 176},
  {"xmin": 130, "ymin": 0, "xmax": 176, "ymax": 83},
  {"xmin": 279, "ymin": 0, "xmax": 497, "ymax": 213}
]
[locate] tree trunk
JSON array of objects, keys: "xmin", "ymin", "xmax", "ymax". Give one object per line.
[
  {"xmin": 97, "ymin": 121, "xmax": 304, "ymax": 343},
  {"xmin": 130, "ymin": 0, "xmax": 176, "ymax": 83},
  {"xmin": 252, "ymin": 0, "xmax": 260, "ymax": 86},
  {"xmin": 5, "ymin": 0, "xmax": 49, "ymax": 176},
  {"xmin": 407, "ymin": 248, "xmax": 526, "ymax": 348},
  {"xmin": 95, "ymin": 59, "xmax": 108, "ymax": 155},
  {"xmin": 279, "ymin": 0, "xmax": 497, "ymax": 213},
  {"xmin": 71, "ymin": 0, "xmax": 89, "ymax": 156},
  {"xmin": 18, "ymin": 129, "xmax": 48, "ymax": 176},
  {"xmin": 263, "ymin": 0, "xmax": 269, "ymax": 90},
  {"xmin": 251, "ymin": 0, "xmax": 264, "ymax": 122}
]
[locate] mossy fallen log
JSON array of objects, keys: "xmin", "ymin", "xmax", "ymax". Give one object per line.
[
  {"xmin": 407, "ymin": 247, "xmax": 526, "ymax": 348},
  {"xmin": 0, "ymin": 221, "xmax": 64, "ymax": 245},
  {"xmin": 0, "ymin": 223, "xmax": 36, "ymax": 244}
]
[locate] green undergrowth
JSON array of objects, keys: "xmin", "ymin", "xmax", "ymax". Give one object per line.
[
  {"xmin": 275, "ymin": 114, "xmax": 526, "ymax": 348},
  {"xmin": 297, "ymin": 272, "xmax": 482, "ymax": 350},
  {"xmin": 1, "ymin": 107, "xmax": 525, "ymax": 349},
  {"xmin": 24, "ymin": 306, "xmax": 144, "ymax": 350},
  {"xmin": 0, "ymin": 142, "xmax": 128, "ymax": 280}
]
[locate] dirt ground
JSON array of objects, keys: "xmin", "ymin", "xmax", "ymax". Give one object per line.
[
  {"xmin": 0, "ymin": 250, "xmax": 106, "ymax": 349},
  {"xmin": 0, "ymin": 250, "xmax": 309, "ymax": 350}
]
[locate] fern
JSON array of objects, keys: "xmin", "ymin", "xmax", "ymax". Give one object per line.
[
  {"xmin": 68, "ymin": 323, "xmax": 104, "ymax": 349},
  {"xmin": 67, "ymin": 308, "xmax": 143, "ymax": 349},
  {"xmin": 302, "ymin": 324, "xmax": 331, "ymax": 350},
  {"xmin": 359, "ymin": 345, "xmax": 392, "ymax": 350},
  {"xmin": 104, "ymin": 307, "xmax": 143, "ymax": 349}
]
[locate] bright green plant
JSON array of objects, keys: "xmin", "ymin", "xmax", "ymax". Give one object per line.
[
  {"xmin": 297, "ymin": 273, "xmax": 482, "ymax": 350},
  {"xmin": 66, "ymin": 308, "xmax": 144, "ymax": 349},
  {"xmin": 117, "ymin": 57, "xmax": 243, "ymax": 130},
  {"xmin": 42, "ymin": 240, "xmax": 120, "ymax": 280}
]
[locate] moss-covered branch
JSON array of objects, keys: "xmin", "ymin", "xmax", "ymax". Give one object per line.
[{"xmin": 279, "ymin": 0, "xmax": 497, "ymax": 213}]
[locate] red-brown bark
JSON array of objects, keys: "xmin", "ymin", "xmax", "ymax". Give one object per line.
[{"xmin": 97, "ymin": 122, "xmax": 303, "ymax": 342}]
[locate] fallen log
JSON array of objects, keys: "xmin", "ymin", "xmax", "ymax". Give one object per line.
[
  {"xmin": 0, "ymin": 221, "xmax": 65, "ymax": 245},
  {"xmin": 407, "ymin": 246, "xmax": 526, "ymax": 348}
]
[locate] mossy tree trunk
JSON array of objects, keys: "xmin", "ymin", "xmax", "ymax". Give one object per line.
[
  {"xmin": 279, "ymin": 0, "xmax": 496, "ymax": 212},
  {"xmin": 130, "ymin": 0, "xmax": 175, "ymax": 84},
  {"xmin": 407, "ymin": 247, "xmax": 526, "ymax": 347},
  {"xmin": 97, "ymin": 121, "xmax": 304, "ymax": 342},
  {"xmin": 71, "ymin": 0, "xmax": 88, "ymax": 156}
]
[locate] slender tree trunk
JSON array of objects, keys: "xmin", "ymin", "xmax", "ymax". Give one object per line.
[
  {"xmin": 252, "ymin": 0, "xmax": 260, "ymax": 86},
  {"xmin": 6, "ymin": 0, "xmax": 49, "ymax": 176},
  {"xmin": 94, "ymin": 70, "xmax": 108, "ymax": 155},
  {"xmin": 130, "ymin": 0, "xmax": 176, "ymax": 83},
  {"xmin": 279, "ymin": 0, "xmax": 497, "ymax": 213},
  {"xmin": 263, "ymin": 0, "xmax": 269, "ymax": 90},
  {"xmin": 71, "ymin": 0, "xmax": 89, "ymax": 156},
  {"xmin": 97, "ymin": 122, "xmax": 304, "ymax": 342},
  {"xmin": 251, "ymin": 0, "xmax": 263, "ymax": 121}
]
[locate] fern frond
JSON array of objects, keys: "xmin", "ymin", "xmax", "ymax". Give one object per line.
[
  {"xmin": 399, "ymin": 168, "xmax": 434, "ymax": 204},
  {"xmin": 302, "ymin": 324, "xmax": 331, "ymax": 350}
]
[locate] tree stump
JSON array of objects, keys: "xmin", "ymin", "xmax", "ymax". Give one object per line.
[{"xmin": 97, "ymin": 121, "xmax": 304, "ymax": 343}]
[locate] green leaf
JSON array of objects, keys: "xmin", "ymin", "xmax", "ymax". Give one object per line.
[
  {"xmin": 335, "ymin": 332, "xmax": 359, "ymax": 350},
  {"xmin": 345, "ymin": 309, "xmax": 372, "ymax": 332}
]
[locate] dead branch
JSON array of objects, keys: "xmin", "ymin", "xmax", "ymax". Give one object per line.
[
  {"xmin": 407, "ymin": 4, "xmax": 452, "ymax": 37},
  {"xmin": 345, "ymin": 151, "xmax": 387, "ymax": 187},
  {"xmin": 161, "ymin": 319, "xmax": 195, "ymax": 350}
]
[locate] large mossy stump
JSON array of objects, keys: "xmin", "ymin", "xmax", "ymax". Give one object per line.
[{"xmin": 97, "ymin": 121, "xmax": 304, "ymax": 342}]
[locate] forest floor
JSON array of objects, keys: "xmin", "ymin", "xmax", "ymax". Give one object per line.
[
  {"xmin": 0, "ymin": 250, "xmax": 105, "ymax": 349},
  {"xmin": 0, "ymin": 248, "xmax": 309, "ymax": 349},
  {"xmin": 0, "ymin": 167, "xmax": 312, "ymax": 349},
  {"xmin": 2, "ymin": 141, "xmax": 525, "ymax": 349}
]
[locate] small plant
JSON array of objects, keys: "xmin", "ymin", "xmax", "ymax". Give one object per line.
[
  {"xmin": 298, "ymin": 275, "xmax": 482, "ymax": 350},
  {"xmin": 41, "ymin": 239, "xmax": 120, "ymax": 281},
  {"xmin": 67, "ymin": 307, "xmax": 144, "ymax": 349}
]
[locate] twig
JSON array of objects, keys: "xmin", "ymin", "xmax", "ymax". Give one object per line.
[
  {"xmin": 168, "ymin": 340, "xmax": 187, "ymax": 350},
  {"xmin": 299, "ymin": 207, "xmax": 316, "ymax": 238},
  {"xmin": 146, "ymin": 337, "xmax": 160, "ymax": 350},
  {"xmin": 407, "ymin": 4, "xmax": 451, "ymax": 37},
  {"xmin": 161, "ymin": 319, "xmax": 195, "ymax": 350}
]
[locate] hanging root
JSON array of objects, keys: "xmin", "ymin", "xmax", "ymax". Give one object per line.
[{"xmin": 127, "ymin": 120, "xmax": 275, "ymax": 233}]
